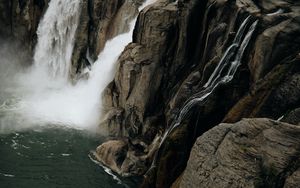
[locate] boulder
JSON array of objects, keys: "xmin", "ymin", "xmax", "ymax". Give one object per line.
[
  {"xmin": 94, "ymin": 139, "xmax": 129, "ymax": 175},
  {"xmin": 180, "ymin": 118, "xmax": 300, "ymax": 188}
]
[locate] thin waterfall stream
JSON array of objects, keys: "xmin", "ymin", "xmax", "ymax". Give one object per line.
[
  {"xmin": 148, "ymin": 16, "xmax": 258, "ymax": 170},
  {"xmin": 0, "ymin": 0, "xmax": 156, "ymax": 187},
  {"xmin": 1, "ymin": 0, "xmax": 297, "ymax": 186}
]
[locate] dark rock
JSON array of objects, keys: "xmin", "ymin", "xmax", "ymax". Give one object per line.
[
  {"xmin": 70, "ymin": 0, "xmax": 141, "ymax": 79},
  {"xmin": 3, "ymin": 0, "xmax": 300, "ymax": 187},
  {"xmin": 0, "ymin": 0, "xmax": 49, "ymax": 52},
  {"xmin": 94, "ymin": 135, "xmax": 161, "ymax": 176},
  {"xmin": 282, "ymin": 108, "xmax": 300, "ymax": 125},
  {"xmin": 99, "ymin": 0, "xmax": 300, "ymax": 187}
]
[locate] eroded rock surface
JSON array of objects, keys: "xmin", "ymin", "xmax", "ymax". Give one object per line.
[
  {"xmin": 70, "ymin": 0, "xmax": 143, "ymax": 78},
  {"xmin": 2, "ymin": 0, "xmax": 300, "ymax": 187},
  {"xmin": 99, "ymin": 0, "xmax": 300, "ymax": 187},
  {"xmin": 180, "ymin": 118, "xmax": 300, "ymax": 188}
]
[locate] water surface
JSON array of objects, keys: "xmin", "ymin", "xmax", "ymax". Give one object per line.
[{"xmin": 0, "ymin": 127, "xmax": 139, "ymax": 188}]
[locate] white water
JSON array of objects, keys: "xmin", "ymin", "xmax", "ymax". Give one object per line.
[
  {"xmin": 0, "ymin": 0, "xmax": 156, "ymax": 133},
  {"xmin": 34, "ymin": 0, "xmax": 82, "ymax": 79},
  {"xmin": 139, "ymin": 0, "xmax": 157, "ymax": 10},
  {"xmin": 267, "ymin": 9, "xmax": 284, "ymax": 16},
  {"xmin": 147, "ymin": 17, "xmax": 258, "ymax": 170}
]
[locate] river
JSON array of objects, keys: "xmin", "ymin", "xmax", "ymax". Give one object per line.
[{"xmin": 0, "ymin": 126, "xmax": 139, "ymax": 188}]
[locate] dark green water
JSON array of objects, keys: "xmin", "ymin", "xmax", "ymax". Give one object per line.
[{"xmin": 0, "ymin": 127, "xmax": 139, "ymax": 188}]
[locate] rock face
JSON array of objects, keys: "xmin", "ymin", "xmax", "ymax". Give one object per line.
[
  {"xmin": 99, "ymin": 0, "xmax": 300, "ymax": 187},
  {"xmin": 2, "ymin": 0, "xmax": 300, "ymax": 187},
  {"xmin": 0, "ymin": 0, "xmax": 49, "ymax": 51},
  {"xmin": 180, "ymin": 118, "xmax": 300, "ymax": 188},
  {"xmin": 0, "ymin": 0, "xmax": 142, "ymax": 77},
  {"xmin": 70, "ymin": 0, "xmax": 143, "ymax": 79}
]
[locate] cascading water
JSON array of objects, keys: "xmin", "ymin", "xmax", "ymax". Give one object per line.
[
  {"xmin": 0, "ymin": 0, "xmax": 84, "ymax": 131},
  {"xmin": 0, "ymin": 0, "xmax": 156, "ymax": 186},
  {"xmin": 34, "ymin": 0, "xmax": 82, "ymax": 79},
  {"xmin": 0, "ymin": 0, "xmax": 156, "ymax": 132},
  {"xmin": 0, "ymin": 0, "xmax": 83, "ymax": 132},
  {"xmin": 149, "ymin": 17, "xmax": 258, "ymax": 169}
]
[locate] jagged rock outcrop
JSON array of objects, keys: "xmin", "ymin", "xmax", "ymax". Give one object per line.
[
  {"xmin": 98, "ymin": 0, "xmax": 300, "ymax": 187},
  {"xmin": 102, "ymin": 1, "xmax": 178, "ymax": 137},
  {"xmin": 179, "ymin": 118, "xmax": 300, "ymax": 188},
  {"xmin": 2, "ymin": 0, "xmax": 300, "ymax": 187},
  {"xmin": 93, "ymin": 135, "xmax": 161, "ymax": 176},
  {"xmin": 70, "ymin": 0, "xmax": 143, "ymax": 79},
  {"xmin": 94, "ymin": 139, "xmax": 129, "ymax": 174}
]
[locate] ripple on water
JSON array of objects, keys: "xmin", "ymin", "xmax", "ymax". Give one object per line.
[{"xmin": 0, "ymin": 127, "xmax": 140, "ymax": 188}]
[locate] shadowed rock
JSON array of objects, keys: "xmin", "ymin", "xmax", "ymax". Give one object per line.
[
  {"xmin": 99, "ymin": 0, "xmax": 300, "ymax": 187},
  {"xmin": 282, "ymin": 108, "xmax": 300, "ymax": 125},
  {"xmin": 0, "ymin": 0, "xmax": 49, "ymax": 51}
]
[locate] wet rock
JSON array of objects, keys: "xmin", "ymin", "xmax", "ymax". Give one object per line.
[
  {"xmin": 224, "ymin": 61, "xmax": 300, "ymax": 123},
  {"xmin": 70, "ymin": 0, "xmax": 141, "ymax": 78},
  {"xmin": 0, "ymin": 0, "xmax": 141, "ymax": 78},
  {"xmin": 100, "ymin": 0, "xmax": 300, "ymax": 187},
  {"xmin": 0, "ymin": 0, "xmax": 49, "ymax": 51},
  {"xmin": 94, "ymin": 135, "xmax": 161, "ymax": 176},
  {"xmin": 5, "ymin": 0, "xmax": 300, "ymax": 187},
  {"xmin": 94, "ymin": 139, "xmax": 129, "ymax": 174}
]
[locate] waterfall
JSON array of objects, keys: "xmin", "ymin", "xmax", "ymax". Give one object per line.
[
  {"xmin": 0, "ymin": 0, "xmax": 157, "ymax": 132},
  {"xmin": 139, "ymin": 0, "xmax": 157, "ymax": 10},
  {"xmin": 149, "ymin": 17, "xmax": 258, "ymax": 169},
  {"xmin": 33, "ymin": 0, "xmax": 82, "ymax": 79}
]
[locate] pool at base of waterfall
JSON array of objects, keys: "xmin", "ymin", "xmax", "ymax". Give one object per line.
[{"xmin": 0, "ymin": 126, "xmax": 140, "ymax": 188}]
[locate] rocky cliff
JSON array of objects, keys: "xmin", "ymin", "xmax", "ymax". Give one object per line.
[
  {"xmin": 1, "ymin": 0, "xmax": 300, "ymax": 187},
  {"xmin": 98, "ymin": 0, "xmax": 300, "ymax": 187}
]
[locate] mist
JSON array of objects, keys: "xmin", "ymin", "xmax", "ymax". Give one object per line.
[
  {"xmin": 0, "ymin": 0, "xmax": 154, "ymax": 134},
  {"xmin": 0, "ymin": 38, "xmax": 33, "ymax": 133},
  {"xmin": 0, "ymin": 20, "xmax": 135, "ymax": 134},
  {"xmin": 0, "ymin": 38, "xmax": 100, "ymax": 133}
]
